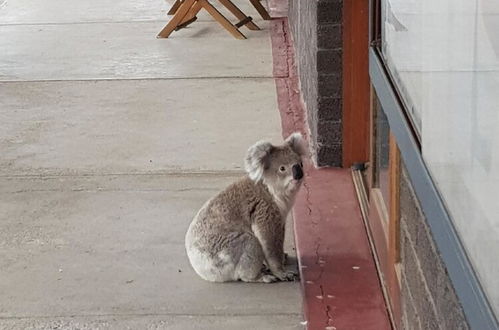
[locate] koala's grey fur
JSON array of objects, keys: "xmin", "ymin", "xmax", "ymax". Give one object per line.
[{"xmin": 185, "ymin": 132, "xmax": 307, "ymax": 283}]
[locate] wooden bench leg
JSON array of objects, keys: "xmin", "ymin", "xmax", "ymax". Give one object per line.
[
  {"xmin": 200, "ymin": 0, "xmax": 246, "ymax": 39},
  {"xmin": 158, "ymin": 0, "xmax": 197, "ymax": 38},
  {"xmin": 218, "ymin": 0, "xmax": 260, "ymax": 31},
  {"xmin": 249, "ymin": 0, "xmax": 271, "ymax": 20},
  {"xmin": 167, "ymin": 0, "xmax": 183, "ymax": 15},
  {"xmin": 179, "ymin": 1, "xmax": 202, "ymax": 25}
]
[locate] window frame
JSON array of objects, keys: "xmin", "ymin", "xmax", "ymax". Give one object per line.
[
  {"xmin": 365, "ymin": 89, "xmax": 402, "ymax": 328},
  {"xmin": 368, "ymin": 1, "xmax": 499, "ymax": 328}
]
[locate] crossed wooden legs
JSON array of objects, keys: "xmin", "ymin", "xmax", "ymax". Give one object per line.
[
  {"xmin": 167, "ymin": 0, "xmax": 183, "ymax": 15},
  {"xmin": 158, "ymin": 0, "xmax": 270, "ymax": 39},
  {"xmin": 218, "ymin": 0, "xmax": 260, "ymax": 30},
  {"xmin": 249, "ymin": 0, "xmax": 271, "ymax": 20},
  {"xmin": 168, "ymin": 0, "xmax": 271, "ymax": 20}
]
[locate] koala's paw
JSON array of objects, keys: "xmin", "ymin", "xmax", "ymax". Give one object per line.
[
  {"xmin": 261, "ymin": 274, "xmax": 278, "ymax": 283},
  {"xmin": 274, "ymin": 270, "xmax": 299, "ymax": 282},
  {"xmin": 284, "ymin": 270, "xmax": 299, "ymax": 281}
]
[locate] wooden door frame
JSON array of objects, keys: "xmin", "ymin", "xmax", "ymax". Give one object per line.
[{"xmin": 342, "ymin": 0, "xmax": 370, "ymax": 167}]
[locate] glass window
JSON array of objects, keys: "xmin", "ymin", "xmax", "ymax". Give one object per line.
[
  {"xmin": 374, "ymin": 95, "xmax": 391, "ymax": 210},
  {"xmin": 381, "ymin": 0, "xmax": 499, "ymax": 314}
]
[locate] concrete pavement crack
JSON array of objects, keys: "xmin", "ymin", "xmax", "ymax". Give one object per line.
[
  {"xmin": 0, "ymin": 312, "xmax": 303, "ymax": 320},
  {"xmin": 318, "ymin": 284, "xmax": 334, "ymax": 327},
  {"xmin": 0, "ymin": 170, "xmax": 245, "ymax": 179},
  {"xmin": 0, "ymin": 76, "xmax": 275, "ymax": 84},
  {"xmin": 303, "ymin": 179, "xmax": 315, "ymax": 223}
]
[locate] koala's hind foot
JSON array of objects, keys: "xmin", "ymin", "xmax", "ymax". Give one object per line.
[
  {"xmin": 258, "ymin": 274, "xmax": 279, "ymax": 283},
  {"xmin": 239, "ymin": 273, "xmax": 279, "ymax": 283},
  {"xmin": 251, "ymin": 269, "xmax": 298, "ymax": 282}
]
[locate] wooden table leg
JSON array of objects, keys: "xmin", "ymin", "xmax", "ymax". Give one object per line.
[
  {"xmin": 157, "ymin": 0, "xmax": 197, "ymax": 38},
  {"xmin": 249, "ymin": 0, "xmax": 271, "ymax": 20},
  {"xmin": 218, "ymin": 0, "xmax": 260, "ymax": 30},
  {"xmin": 179, "ymin": 1, "xmax": 202, "ymax": 25},
  {"xmin": 167, "ymin": 0, "xmax": 183, "ymax": 15},
  {"xmin": 200, "ymin": 0, "xmax": 246, "ymax": 39}
]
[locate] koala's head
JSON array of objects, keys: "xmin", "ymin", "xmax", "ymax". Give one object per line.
[{"xmin": 245, "ymin": 132, "xmax": 308, "ymax": 195}]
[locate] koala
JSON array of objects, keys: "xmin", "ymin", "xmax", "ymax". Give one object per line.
[{"xmin": 185, "ymin": 132, "xmax": 307, "ymax": 283}]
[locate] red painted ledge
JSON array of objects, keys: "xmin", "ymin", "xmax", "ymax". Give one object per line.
[
  {"xmin": 293, "ymin": 168, "xmax": 391, "ymax": 330},
  {"xmin": 270, "ymin": 15, "xmax": 392, "ymax": 330}
]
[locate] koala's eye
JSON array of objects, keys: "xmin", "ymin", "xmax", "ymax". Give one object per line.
[{"xmin": 279, "ymin": 166, "xmax": 286, "ymax": 172}]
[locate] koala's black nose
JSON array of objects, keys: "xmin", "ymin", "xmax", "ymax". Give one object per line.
[{"xmin": 292, "ymin": 164, "xmax": 303, "ymax": 180}]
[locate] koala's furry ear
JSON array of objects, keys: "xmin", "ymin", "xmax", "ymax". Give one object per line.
[
  {"xmin": 245, "ymin": 140, "xmax": 274, "ymax": 182},
  {"xmin": 286, "ymin": 132, "xmax": 308, "ymax": 157}
]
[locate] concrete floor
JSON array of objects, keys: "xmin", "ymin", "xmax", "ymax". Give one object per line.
[{"xmin": 0, "ymin": 0, "xmax": 302, "ymax": 329}]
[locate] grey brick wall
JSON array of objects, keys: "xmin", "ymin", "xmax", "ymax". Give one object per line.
[
  {"xmin": 288, "ymin": 0, "xmax": 343, "ymax": 167},
  {"xmin": 399, "ymin": 163, "xmax": 469, "ymax": 330}
]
